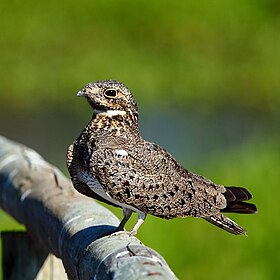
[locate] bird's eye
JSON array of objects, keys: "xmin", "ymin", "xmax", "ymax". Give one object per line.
[{"xmin": 104, "ymin": 89, "xmax": 117, "ymax": 98}]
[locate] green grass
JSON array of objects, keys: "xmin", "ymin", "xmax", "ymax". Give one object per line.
[{"xmin": 0, "ymin": 0, "xmax": 279, "ymax": 111}]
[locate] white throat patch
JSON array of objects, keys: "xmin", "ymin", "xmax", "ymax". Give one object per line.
[
  {"xmin": 105, "ymin": 110, "xmax": 126, "ymax": 117},
  {"xmin": 94, "ymin": 109, "xmax": 126, "ymax": 117}
]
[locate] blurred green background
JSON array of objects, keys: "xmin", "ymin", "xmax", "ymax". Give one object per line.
[{"xmin": 0, "ymin": 0, "xmax": 279, "ymax": 279}]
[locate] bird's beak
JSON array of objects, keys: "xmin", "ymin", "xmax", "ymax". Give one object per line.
[{"xmin": 76, "ymin": 90, "xmax": 85, "ymax": 97}]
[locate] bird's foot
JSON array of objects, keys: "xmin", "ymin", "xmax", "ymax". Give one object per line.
[
  {"xmin": 110, "ymin": 230, "xmax": 129, "ymax": 237},
  {"xmin": 128, "ymin": 215, "xmax": 145, "ymax": 237},
  {"xmin": 129, "ymin": 229, "xmax": 137, "ymax": 237},
  {"xmin": 110, "ymin": 229, "xmax": 137, "ymax": 237}
]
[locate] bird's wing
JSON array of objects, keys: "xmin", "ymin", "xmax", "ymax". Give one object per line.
[
  {"xmin": 89, "ymin": 141, "xmax": 226, "ymax": 218},
  {"xmin": 66, "ymin": 142, "xmax": 121, "ymax": 207}
]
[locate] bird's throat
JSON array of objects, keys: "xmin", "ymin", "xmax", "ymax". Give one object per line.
[{"xmin": 89, "ymin": 109, "xmax": 139, "ymax": 138}]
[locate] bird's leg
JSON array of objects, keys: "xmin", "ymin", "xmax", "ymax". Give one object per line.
[
  {"xmin": 115, "ymin": 208, "xmax": 133, "ymax": 232},
  {"xmin": 129, "ymin": 211, "xmax": 146, "ymax": 236}
]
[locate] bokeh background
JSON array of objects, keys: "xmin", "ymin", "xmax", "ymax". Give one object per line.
[{"xmin": 0, "ymin": 0, "xmax": 279, "ymax": 279}]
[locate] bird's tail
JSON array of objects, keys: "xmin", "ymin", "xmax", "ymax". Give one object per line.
[
  {"xmin": 222, "ymin": 186, "xmax": 257, "ymax": 214},
  {"xmin": 204, "ymin": 213, "xmax": 247, "ymax": 235},
  {"xmin": 204, "ymin": 186, "xmax": 257, "ymax": 235}
]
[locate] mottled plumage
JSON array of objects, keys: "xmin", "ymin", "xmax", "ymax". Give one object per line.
[{"xmin": 67, "ymin": 80, "xmax": 257, "ymax": 236}]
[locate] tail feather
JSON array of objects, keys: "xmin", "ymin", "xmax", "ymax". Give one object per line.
[
  {"xmin": 204, "ymin": 213, "xmax": 247, "ymax": 235},
  {"xmin": 203, "ymin": 186, "xmax": 257, "ymax": 235},
  {"xmin": 223, "ymin": 186, "xmax": 257, "ymax": 214},
  {"xmin": 224, "ymin": 186, "xmax": 252, "ymax": 202},
  {"xmin": 222, "ymin": 201, "xmax": 257, "ymax": 214}
]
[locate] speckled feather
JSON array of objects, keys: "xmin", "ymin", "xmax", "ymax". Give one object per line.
[
  {"xmin": 67, "ymin": 80, "xmax": 257, "ymax": 235},
  {"xmin": 88, "ymin": 141, "xmax": 227, "ymax": 219}
]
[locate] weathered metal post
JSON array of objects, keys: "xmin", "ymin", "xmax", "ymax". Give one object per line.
[{"xmin": 0, "ymin": 136, "xmax": 177, "ymax": 280}]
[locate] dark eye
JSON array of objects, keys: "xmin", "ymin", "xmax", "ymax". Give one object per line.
[{"xmin": 104, "ymin": 89, "xmax": 117, "ymax": 98}]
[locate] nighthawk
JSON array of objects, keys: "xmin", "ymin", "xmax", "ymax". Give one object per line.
[{"xmin": 67, "ymin": 80, "xmax": 257, "ymax": 236}]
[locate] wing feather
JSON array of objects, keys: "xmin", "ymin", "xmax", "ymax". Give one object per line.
[{"xmin": 89, "ymin": 141, "xmax": 226, "ymax": 219}]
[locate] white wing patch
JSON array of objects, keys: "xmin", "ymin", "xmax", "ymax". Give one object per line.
[{"xmin": 115, "ymin": 149, "xmax": 128, "ymax": 157}]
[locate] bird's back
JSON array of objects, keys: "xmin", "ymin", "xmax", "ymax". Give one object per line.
[{"xmin": 89, "ymin": 138, "xmax": 227, "ymax": 219}]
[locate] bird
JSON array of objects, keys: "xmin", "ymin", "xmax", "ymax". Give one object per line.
[{"xmin": 66, "ymin": 80, "xmax": 257, "ymax": 236}]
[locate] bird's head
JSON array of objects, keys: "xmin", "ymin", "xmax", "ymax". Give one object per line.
[{"xmin": 77, "ymin": 80, "xmax": 138, "ymax": 119}]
